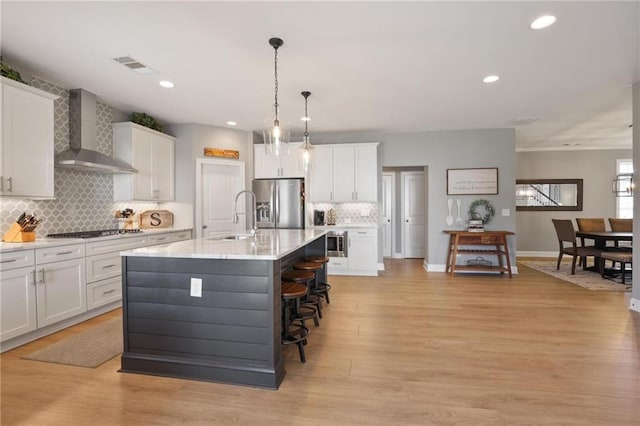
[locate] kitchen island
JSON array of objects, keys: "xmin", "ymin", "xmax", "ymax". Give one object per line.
[{"xmin": 119, "ymin": 229, "xmax": 326, "ymax": 389}]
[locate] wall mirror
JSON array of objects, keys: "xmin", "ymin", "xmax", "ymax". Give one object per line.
[{"xmin": 515, "ymin": 179, "xmax": 583, "ymax": 211}]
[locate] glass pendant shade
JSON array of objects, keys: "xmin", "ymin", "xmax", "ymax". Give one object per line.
[
  {"xmin": 263, "ymin": 106, "xmax": 290, "ymax": 155},
  {"xmin": 299, "ymin": 90, "xmax": 314, "ymax": 173},
  {"xmin": 299, "ymin": 135, "xmax": 315, "ymax": 174}
]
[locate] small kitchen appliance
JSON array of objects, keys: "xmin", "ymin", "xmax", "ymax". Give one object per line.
[
  {"xmin": 313, "ymin": 210, "xmax": 325, "ymax": 226},
  {"xmin": 327, "ymin": 230, "xmax": 348, "ymax": 257}
]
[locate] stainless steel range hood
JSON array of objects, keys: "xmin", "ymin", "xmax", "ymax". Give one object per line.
[{"xmin": 55, "ymin": 89, "xmax": 137, "ymax": 173}]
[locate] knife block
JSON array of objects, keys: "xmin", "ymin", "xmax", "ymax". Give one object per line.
[{"xmin": 2, "ymin": 223, "xmax": 36, "ymax": 242}]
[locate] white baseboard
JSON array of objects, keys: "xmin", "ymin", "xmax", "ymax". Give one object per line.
[
  {"xmin": 630, "ymin": 298, "xmax": 640, "ymax": 313},
  {"xmin": 377, "ymin": 262, "xmax": 385, "ymax": 271},
  {"xmin": 517, "ymin": 251, "xmax": 557, "ymax": 258},
  {"xmin": 392, "ymin": 253, "xmax": 403, "ymax": 259}
]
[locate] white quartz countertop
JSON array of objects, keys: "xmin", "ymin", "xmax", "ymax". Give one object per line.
[
  {"xmin": 121, "ymin": 229, "xmax": 326, "ymax": 260},
  {"xmin": 0, "ymin": 228, "xmax": 192, "ymax": 253}
]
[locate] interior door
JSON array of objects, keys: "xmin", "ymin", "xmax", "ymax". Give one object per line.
[
  {"xmin": 196, "ymin": 159, "xmax": 245, "ymax": 238},
  {"xmin": 402, "ymin": 171, "xmax": 425, "ymax": 258},
  {"xmin": 382, "ymin": 173, "xmax": 394, "ymax": 257}
]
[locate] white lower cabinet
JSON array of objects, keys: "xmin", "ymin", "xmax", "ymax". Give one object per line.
[
  {"xmin": 348, "ymin": 229, "xmax": 378, "ymax": 276},
  {"xmin": 327, "ymin": 257, "xmax": 349, "ymax": 275},
  {"xmin": 87, "ymin": 276, "xmax": 121, "ymax": 310},
  {"xmin": 0, "ymin": 265, "xmax": 37, "ymax": 341},
  {"xmin": 36, "ymin": 256, "xmax": 87, "ymax": 327},
  {"xmin": 0, "ymin": 229, "xmax": 193, "ymax": 348},
  {"xmin": 327, "ymin": 228, "xmax": 378, "ymax": 276}
]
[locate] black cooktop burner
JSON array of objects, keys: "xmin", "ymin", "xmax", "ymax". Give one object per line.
[{"xmin": 46, "ymin": 229, "xmax": 142, "ymax": 239}]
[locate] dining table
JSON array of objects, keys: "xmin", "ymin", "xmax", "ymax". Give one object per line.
[
  {"xmin": 575, "ymin": 231, "xmax": 632, "ymax": 250},
  {"xmin": 575, "ymin": 231, "xmax": 632, "ymax": 274}
]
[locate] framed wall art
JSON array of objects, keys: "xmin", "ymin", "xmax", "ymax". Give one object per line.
[{"xmin": 447, "ymin": 167, "xmax": 499, "ymax": 195}]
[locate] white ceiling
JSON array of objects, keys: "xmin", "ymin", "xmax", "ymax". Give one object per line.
[{"xmin": 2, "ymin": 1, "xmax": 638, "ymax": 151}]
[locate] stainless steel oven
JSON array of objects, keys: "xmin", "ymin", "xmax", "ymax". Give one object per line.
[{"xmin": 327, "ymin": 231, "xmax": 347, "ymax": 257}]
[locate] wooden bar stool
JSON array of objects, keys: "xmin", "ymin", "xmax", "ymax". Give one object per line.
[
  {"xmin": 304, "ymin": 256, "xmax": 332, "ymax": 304},
  {"xmin": 282, "ymin": 269, "xmax": 323, "ymax": 321},
  {"xmin": 281, "ymin": 281, "xmax": 310, "ymax": 363}
]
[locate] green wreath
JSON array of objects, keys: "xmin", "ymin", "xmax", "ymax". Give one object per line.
[{"xmin": 467, "ymin": 199, "xmax": 495, "ymax": 224}]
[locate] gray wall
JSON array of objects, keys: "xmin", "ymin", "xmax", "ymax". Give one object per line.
[
  {"xmin": 167, "ymin": 123, "xmax": 253, "ymax": 229},
  {"xmin": 516, "ymin": 149, "xmax": 631, "ymax": 252},
  {"xmin": 309, "ymin": 128, "xmax": 516, "ymax": 269}
]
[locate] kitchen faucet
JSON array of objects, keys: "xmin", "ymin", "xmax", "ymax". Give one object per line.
[{"xmin": 233, "ymin": 190, "xmax": 258, "ymax": 235}]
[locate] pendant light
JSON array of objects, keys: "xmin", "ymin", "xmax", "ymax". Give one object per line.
[
  {"xmin": 263, "ymin": 37, "xmax": 289, "ymax": 156},
  {"xmin": 299, "ymin": 91, "xmax": 314, "ymax": 174}
]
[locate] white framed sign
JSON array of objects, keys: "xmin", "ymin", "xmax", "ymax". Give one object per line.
[{"xmin": 447, "ymin": 168, "xmax": 499, "ymax": 195}]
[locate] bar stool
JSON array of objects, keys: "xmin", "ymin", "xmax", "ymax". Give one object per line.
[
  {"xmin": 293, "ymin": 261, "xmax": 327, "ymax": 314},
  {"xmin": 281, "ymin": 269, "xmax": 323, "ymax": 321},
  {"xmin": 304, "ymin": 256, "xmax": 332, "ymax": 304},
  {"xmin": 281, "ymin": 281, "xmax": 309, "ymax": 363}
]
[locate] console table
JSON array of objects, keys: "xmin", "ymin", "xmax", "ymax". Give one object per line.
[{"xmin": 444, "ymin": 230, "xmax": 514, "ymax": 277}]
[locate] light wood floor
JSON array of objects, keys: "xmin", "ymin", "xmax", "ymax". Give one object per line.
[{"xmin": 1, "ymin": 259, "xmax": 639, "ymax": 425}]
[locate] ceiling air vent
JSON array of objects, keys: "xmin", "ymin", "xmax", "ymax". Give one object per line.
[{"xmin": 113, "ymin": 56, "xmax": 155, "ymax": 74}]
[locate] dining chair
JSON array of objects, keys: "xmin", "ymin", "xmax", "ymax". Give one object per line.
[
  {"xmin": 575, "ymin": 217, "xmax": 608, "ymax": 265},
  {"xmin": 552, "ymin": 219, "xmax": 602, "ymax": 274},
  {"xmin": 608, "ymin": 218, "xmax": 632, "ymax": 232},
  {"xmin": 608, "ymin": 218, "xmax": 633, "ymax": 251}
]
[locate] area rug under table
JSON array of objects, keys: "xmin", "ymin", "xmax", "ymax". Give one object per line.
[
  {"xmin": 518, "ymin": 260, "xmax": 632, "ymax": 292},
  {"xmin": 22, "ymin": 317, "xmax": 122, "ymax": 368}
]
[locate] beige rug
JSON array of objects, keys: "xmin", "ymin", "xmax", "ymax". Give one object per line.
[
  {"xmin": 518, "ymin": 260, "xmax": 632, "ymax": 292},
  {"xmin": 23, "ymin": 317, "xmax": 122, "ymax": 368}
]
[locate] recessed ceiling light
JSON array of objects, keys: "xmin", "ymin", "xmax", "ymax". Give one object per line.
[
  {"xmin": 483, "ymin": 75, "xmax": 500, "ymax": 83},
  {"xmin": 530, "ymin": 15, "xmax": 556, "ymax": 30},
  {"xmin": 227, "ymin": 121, "xmax": 237, "ymax": 126},
  {"xmin": 159, "ymin": 80, "xmax": 174, "ymax": 88}
]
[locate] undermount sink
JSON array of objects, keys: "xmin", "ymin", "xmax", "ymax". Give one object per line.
[{"xmin": 222, "ymin": 234, "xmax": 254, "ymax": 241}]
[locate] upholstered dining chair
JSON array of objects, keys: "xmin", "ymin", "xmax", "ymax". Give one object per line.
[
  {"xmin": 575, "ymin": 218, "xmax": 608, "ymax": 264},
  {"xmin": 552, "ymin": 219, "xmax": 602, "ymax": 274},
  {"xmin": 608, "ymin": 218, "xmax": 632, "ymax": 232},
  {"xmin": 608, "ymin": 218, "xmax": 633, "ymax": 251}
]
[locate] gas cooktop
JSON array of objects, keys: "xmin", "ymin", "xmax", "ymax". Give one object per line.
[{"xmin": 46, "ymin": 229, "xmax": 142, "ymax": 239}]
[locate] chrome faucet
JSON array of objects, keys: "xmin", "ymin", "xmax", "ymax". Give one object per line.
[{"xmin": 233, "ymin": 190, "xmax": 258, "ymax": 235}]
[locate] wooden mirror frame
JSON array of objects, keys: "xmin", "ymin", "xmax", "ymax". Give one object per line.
[{"xmin": 515, "ymin": 178, "xmax": 583, "ymax": 211}]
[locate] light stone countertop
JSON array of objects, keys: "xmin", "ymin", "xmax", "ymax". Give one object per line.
[
  {"xmin": 121, "ymin": 229, "xmax": 326, "ymax": 260},
  {"xmin": 0, "ymin": 228, "xmax": 193, "ymax": 253}
]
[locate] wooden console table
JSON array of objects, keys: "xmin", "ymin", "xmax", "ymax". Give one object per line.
[{"xmin": 444, "ymin": 230, "xmax": 514, "ymax": 277}]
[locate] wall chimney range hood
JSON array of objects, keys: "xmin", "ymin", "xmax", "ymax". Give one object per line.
[{"xmin": 55, "ymin": 89, "xmax": 137, "ymax": 173}]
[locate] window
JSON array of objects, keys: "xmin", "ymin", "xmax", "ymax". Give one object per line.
[{"xmin": 616, "ymin": 159, "xmax": 633, "ymax": 218}]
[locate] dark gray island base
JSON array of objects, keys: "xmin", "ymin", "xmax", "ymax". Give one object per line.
[{"xmin": 119, "ymin": 231, "xmax": 326, "ymax": 389}]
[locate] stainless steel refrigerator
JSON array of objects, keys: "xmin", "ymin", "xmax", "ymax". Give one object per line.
[{"xmin": 253, "ymin": 178, "xmax": 305, "ymax": 229}]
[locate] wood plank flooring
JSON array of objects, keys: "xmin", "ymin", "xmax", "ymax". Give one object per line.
[{"xmin": 1, "ymin": 259, "xmax": 639, "ymax": 425}]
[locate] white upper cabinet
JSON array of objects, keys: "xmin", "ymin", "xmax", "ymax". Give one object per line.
[
  {"xmin": 113, "ymin": 122, "xmax": 175, "ymax": 201},
  {"xmin": 309, "ymin": 146, "xmax": 334, "ymax": 201},
  {"xmin": 1, "ymin": 77, "xmax": 58, "ymax": 199},
  {"xmin": 254, "ymin": 142, "xmax": 304, "ymax": 179},
  {"xmin": 309, "ymin": 143, "xmax": 378, "ymax": 202}
]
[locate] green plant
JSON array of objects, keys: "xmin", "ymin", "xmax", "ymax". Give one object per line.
[
  {"xmin": 131, "ymin": 112, "xmax": 163, "ymax": 133},
  {"xmin": 0, "ymin": 57, "xmax": 29, "ymax": 85}
]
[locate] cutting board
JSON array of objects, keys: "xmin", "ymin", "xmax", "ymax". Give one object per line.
[{"xmin": 139, "ymin": 210, "xmax": 173, "ymax": 229}]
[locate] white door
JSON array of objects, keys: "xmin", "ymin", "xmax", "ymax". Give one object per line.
[
  {"xmin": 402, "ymin": 171, "xmax": 425, "ymax": 259},
  {"xmin": 382, "ymin": 173, "xmax": 394, "ymax": 257},
  {"xmin": 196, "ymin": 158, "xmax": 245, "ymax": 238},
  {"xmin": 0, "ymin": 266, "xmax": 37, "ymax": 342}
]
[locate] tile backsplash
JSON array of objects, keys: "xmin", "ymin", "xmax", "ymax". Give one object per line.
[
  {"xmin": 0, "ymin": 76, "xmax": 145, "ymax": 236},
  {"xmin": 311, "ymin": 202, "xmax": 378, "ymax": 226}
]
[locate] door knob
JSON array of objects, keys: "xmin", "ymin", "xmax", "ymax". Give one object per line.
[
  {"xmin": 387, "ymin": 219, "xmax": 391, "ymax": 223},
  {"xmin": 202, "ymin": 225, "xmax": 208, "ymax": 229},
  {"xmin": 406, "ymin": 219, "xmax": 409, "ymax": 222}
]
